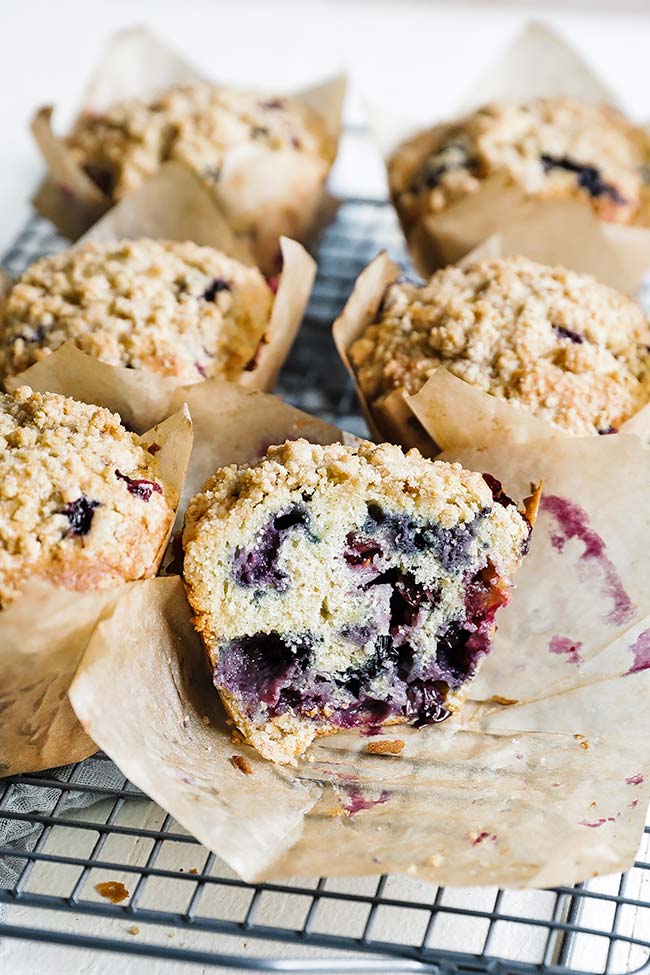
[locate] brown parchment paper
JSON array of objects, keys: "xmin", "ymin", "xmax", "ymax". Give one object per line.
[
  {"xmin": 0, "ymin": 406, "xmax": 193, "ymax": 776},
  {"xmin": 333, "ymin": 245, "xmax": 650, "ymax": 452},
  {"xmin": 371, "ymin": 21, "xmax": 650, "ymax": 276},
  {"xmin": 5, "ymin": 229, "xmax": 316, "ymax": 434},
  {"xmin": 31, "ymin": 25, "xmax": 346, "ymax": 272},
  {"xmin": 68, "ymin": 386, "xmax": 650, "ymax": 887}
]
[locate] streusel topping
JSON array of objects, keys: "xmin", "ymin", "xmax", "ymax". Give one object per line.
[
  {"xmin": 0, "ymin": 386, "xmax": 176, "ymax": 606},
  {"xmin": 349, "ymin": 256, "xmax": 650, "ymax": 435},
  {"xmin": 0, "ymin": 239, "xmax": 273, "ymax": 381},
  {"xmin": 66, "ymin": 83, "xmax": 334, "ymax": 201},
  {"xmin": 389, "ymin": 97, "xmax": 650, "ymax": 227}
]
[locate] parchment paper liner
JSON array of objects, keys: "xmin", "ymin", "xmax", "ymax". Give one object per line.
[
  {"xmin": 371, "ymin": 21, "xmax": 650, "ymax": 276},
  {"xmin": 31, "ymin": 25, "xmax": 346, "ymax": 272},
  {"xmin": 333, "ymin": 241, "xmax": 650, "ymax": 453},
  {"xmin": 68, "ymin": 384, "xmax": 650, "ymax": 886},
  {"xmin": 5, "ymin": 173, "xmax": 316, "ymax": 432},
  {"xmin": 0, "ymin": 406, "xmax": 193, "ymax": 776}
]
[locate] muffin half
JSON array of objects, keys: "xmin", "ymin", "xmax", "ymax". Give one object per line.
[{"xmin": 182, "ymin": 440, "xmax": 533, "ymax": 763}]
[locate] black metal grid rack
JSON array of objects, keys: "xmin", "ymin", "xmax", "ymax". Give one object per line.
[{"xmin": 1, "ymin": 196, "xmax": 650, "ymax": 975}]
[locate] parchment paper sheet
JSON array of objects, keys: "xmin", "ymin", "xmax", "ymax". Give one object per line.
[
  {"xmin": 373, "ymin": 21, "xmax": 650, "ymax": 275},
  {"xmin": 0, "ymin": 405, "xmax": 193, "ymax": 776},
  {"xmin": 31, "ymin": 25, "xmax": 346, "ymax": 272},
  {"xmin": 68, "ymin": 386, "xmax": 650, "ymax": 887},
  {"xmin": 6, "ymin": 219, "xmax": 317, "ymax": 434},
  {"xmin": 334, "ymin": 246, "xmax": 650, "ymax": 451}
]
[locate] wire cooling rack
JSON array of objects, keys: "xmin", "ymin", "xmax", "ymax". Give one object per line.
[{"xmin": 1, "ymin": 196, "xmax": 650, "ymax": 975}]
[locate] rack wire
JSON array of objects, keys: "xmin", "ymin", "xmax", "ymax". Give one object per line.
[{"xmin": 1, "ymin": 195, "xmax": 650, "ymax": 975}]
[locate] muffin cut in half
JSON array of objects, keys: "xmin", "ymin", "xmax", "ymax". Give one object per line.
[
  {"xmin": 182, "ymin": 440, "xmax": 535, "ymax": 763},
  {"xmin": 0, "ymin": 386, "xmax": 176, "ymax": 607},
  {"xmin": 0, "ymin": 239, "xmax": 273, "ymax": 383},
  {"xmin": 349, "ymin": 256, "xmax": 650, "ymax": 437}
]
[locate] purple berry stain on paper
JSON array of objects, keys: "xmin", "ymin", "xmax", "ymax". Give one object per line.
[
  {"xmin": 548, "ymin": 635, "xmax": 583, "ymax": 666},
  {"xmin": 625, "ymin": 773, "xmax": 644, "ymax": 786},
  {"xmin": 541, "ymin": 495, "xmax": 634, "ymax": 626},
  {"xmin": 580, "ymin": 817, "xmax": 616, "ymax": 828},
  {"xmin": 472, "ymin": 831, "xmax": 497, "ymax": 846},
  {"xmin": 342, "ymin": 784, "xmax": 390, "ymax": 816},
  {"xmin": 626, "ymin": 628, "xmax": 650, "ymax": 675}
]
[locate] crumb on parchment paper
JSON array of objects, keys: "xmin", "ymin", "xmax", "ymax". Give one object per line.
[
  {"xmin": 230, "ymin": 754, "xmax": 253, "ymax": 775},
  {"xmin": 365, "ymin": 739, "xmax": 405, "ymax": 755}
]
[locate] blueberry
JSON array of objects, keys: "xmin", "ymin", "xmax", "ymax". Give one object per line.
[
  {"xmin": 481, "ymin": 474, "xmax": 518, "ymax": 511},
  {"xmin": 344, "ymin": 533, "xmax": 383, "ymax": 567},
  {"xmin": 389, "ymin": 572, "xmax": 435, "ymax": 631},
  {"xmin": 540, "ymin": 154, "xmax": 627, "ymax": 204},
  {"xmin": 259, "ymin": 98, "xmax": 285, "ymax": 110},
  {"xmin": 115, "ymin": 470, "xmax": 163, "ymax": 501},
  {"xmin": 216, "ymin": 632, "xmax": 314, "ymax": 714},
  {"xmin": 414, "ymin": 520, "xmax": 483, "ymax": 573},
  {"xmin": 233, "ymin": 503, "xmax": 311, "ymax": 590},
  {"xmin": 61, "ymin": 496, "xmax": 100, "ymax": 536},
  {"xmin": 82, "ymin": 164, "xmax": 114, "ymax": 196},
  {"xmin": 9, "ymin": 325, "xmax": 46, "ymax": 346},
  {"xmin": 406, "ymin": 681, "xmax": 451, "ymax": 726},
  {"xmin": 202, "ymin": 278, "xmax": 231, "ymax": 302},
  {"xmin": 553, "ymin": 324, "xmax": 584, "ymax": 344},
  {"xmin": 410, "ymin": 143, "xmax": 476, "ymax": 193}
]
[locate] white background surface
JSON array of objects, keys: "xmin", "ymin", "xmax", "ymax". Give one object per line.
[
  {"xmin": 2, "ymin": 1, "xmax": 650, "ymax": 973},
  {"xmin": 3, "ymin": 0, "xmax": 650, "ymax": 255}
]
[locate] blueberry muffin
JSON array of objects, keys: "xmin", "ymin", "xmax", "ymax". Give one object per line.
[
  {"xmin": 182, "ymin": 439, "xmax": 532, "ymax": 763},
  {"xmin": 0, "ymin": 239, "xmax": 273, "ymax": 382},
  {"xmin": 0, "ymin": 385, "xmax": 176, "ymax": 607},
  {"xmin": 64, "ymin": 83, "xmax": 337, "ymax": 269},
  {"xmin": 349, "ymin": 256, "xmax": 650, "ymax": 437},
  {"xmin": 389, "ymin": 97, "xmax": 650, "ymax": 233}
]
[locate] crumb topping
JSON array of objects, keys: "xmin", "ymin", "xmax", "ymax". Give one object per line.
[
  {"xmin": 0, "ymin": 238, "xmax": 273, "ymax": 381},
  {"xmin": 65, "ymin": 82, "xmax": 334, "ymax": 200},
  {"xmin": 389, "ymin": 97, "xmax": 650, "ymax": 227},
  {"xmin": 350, "ymin": 256, "xmax": 650, "ymax": 435},
  {"xmin": 0, "ymin": 385, "xmax": 175, "ymax": 606}
]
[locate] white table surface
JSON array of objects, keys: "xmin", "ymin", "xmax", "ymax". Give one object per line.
[{"xmin": 2, "ymin": 2, "xmax": 650, "ymax": 973}]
